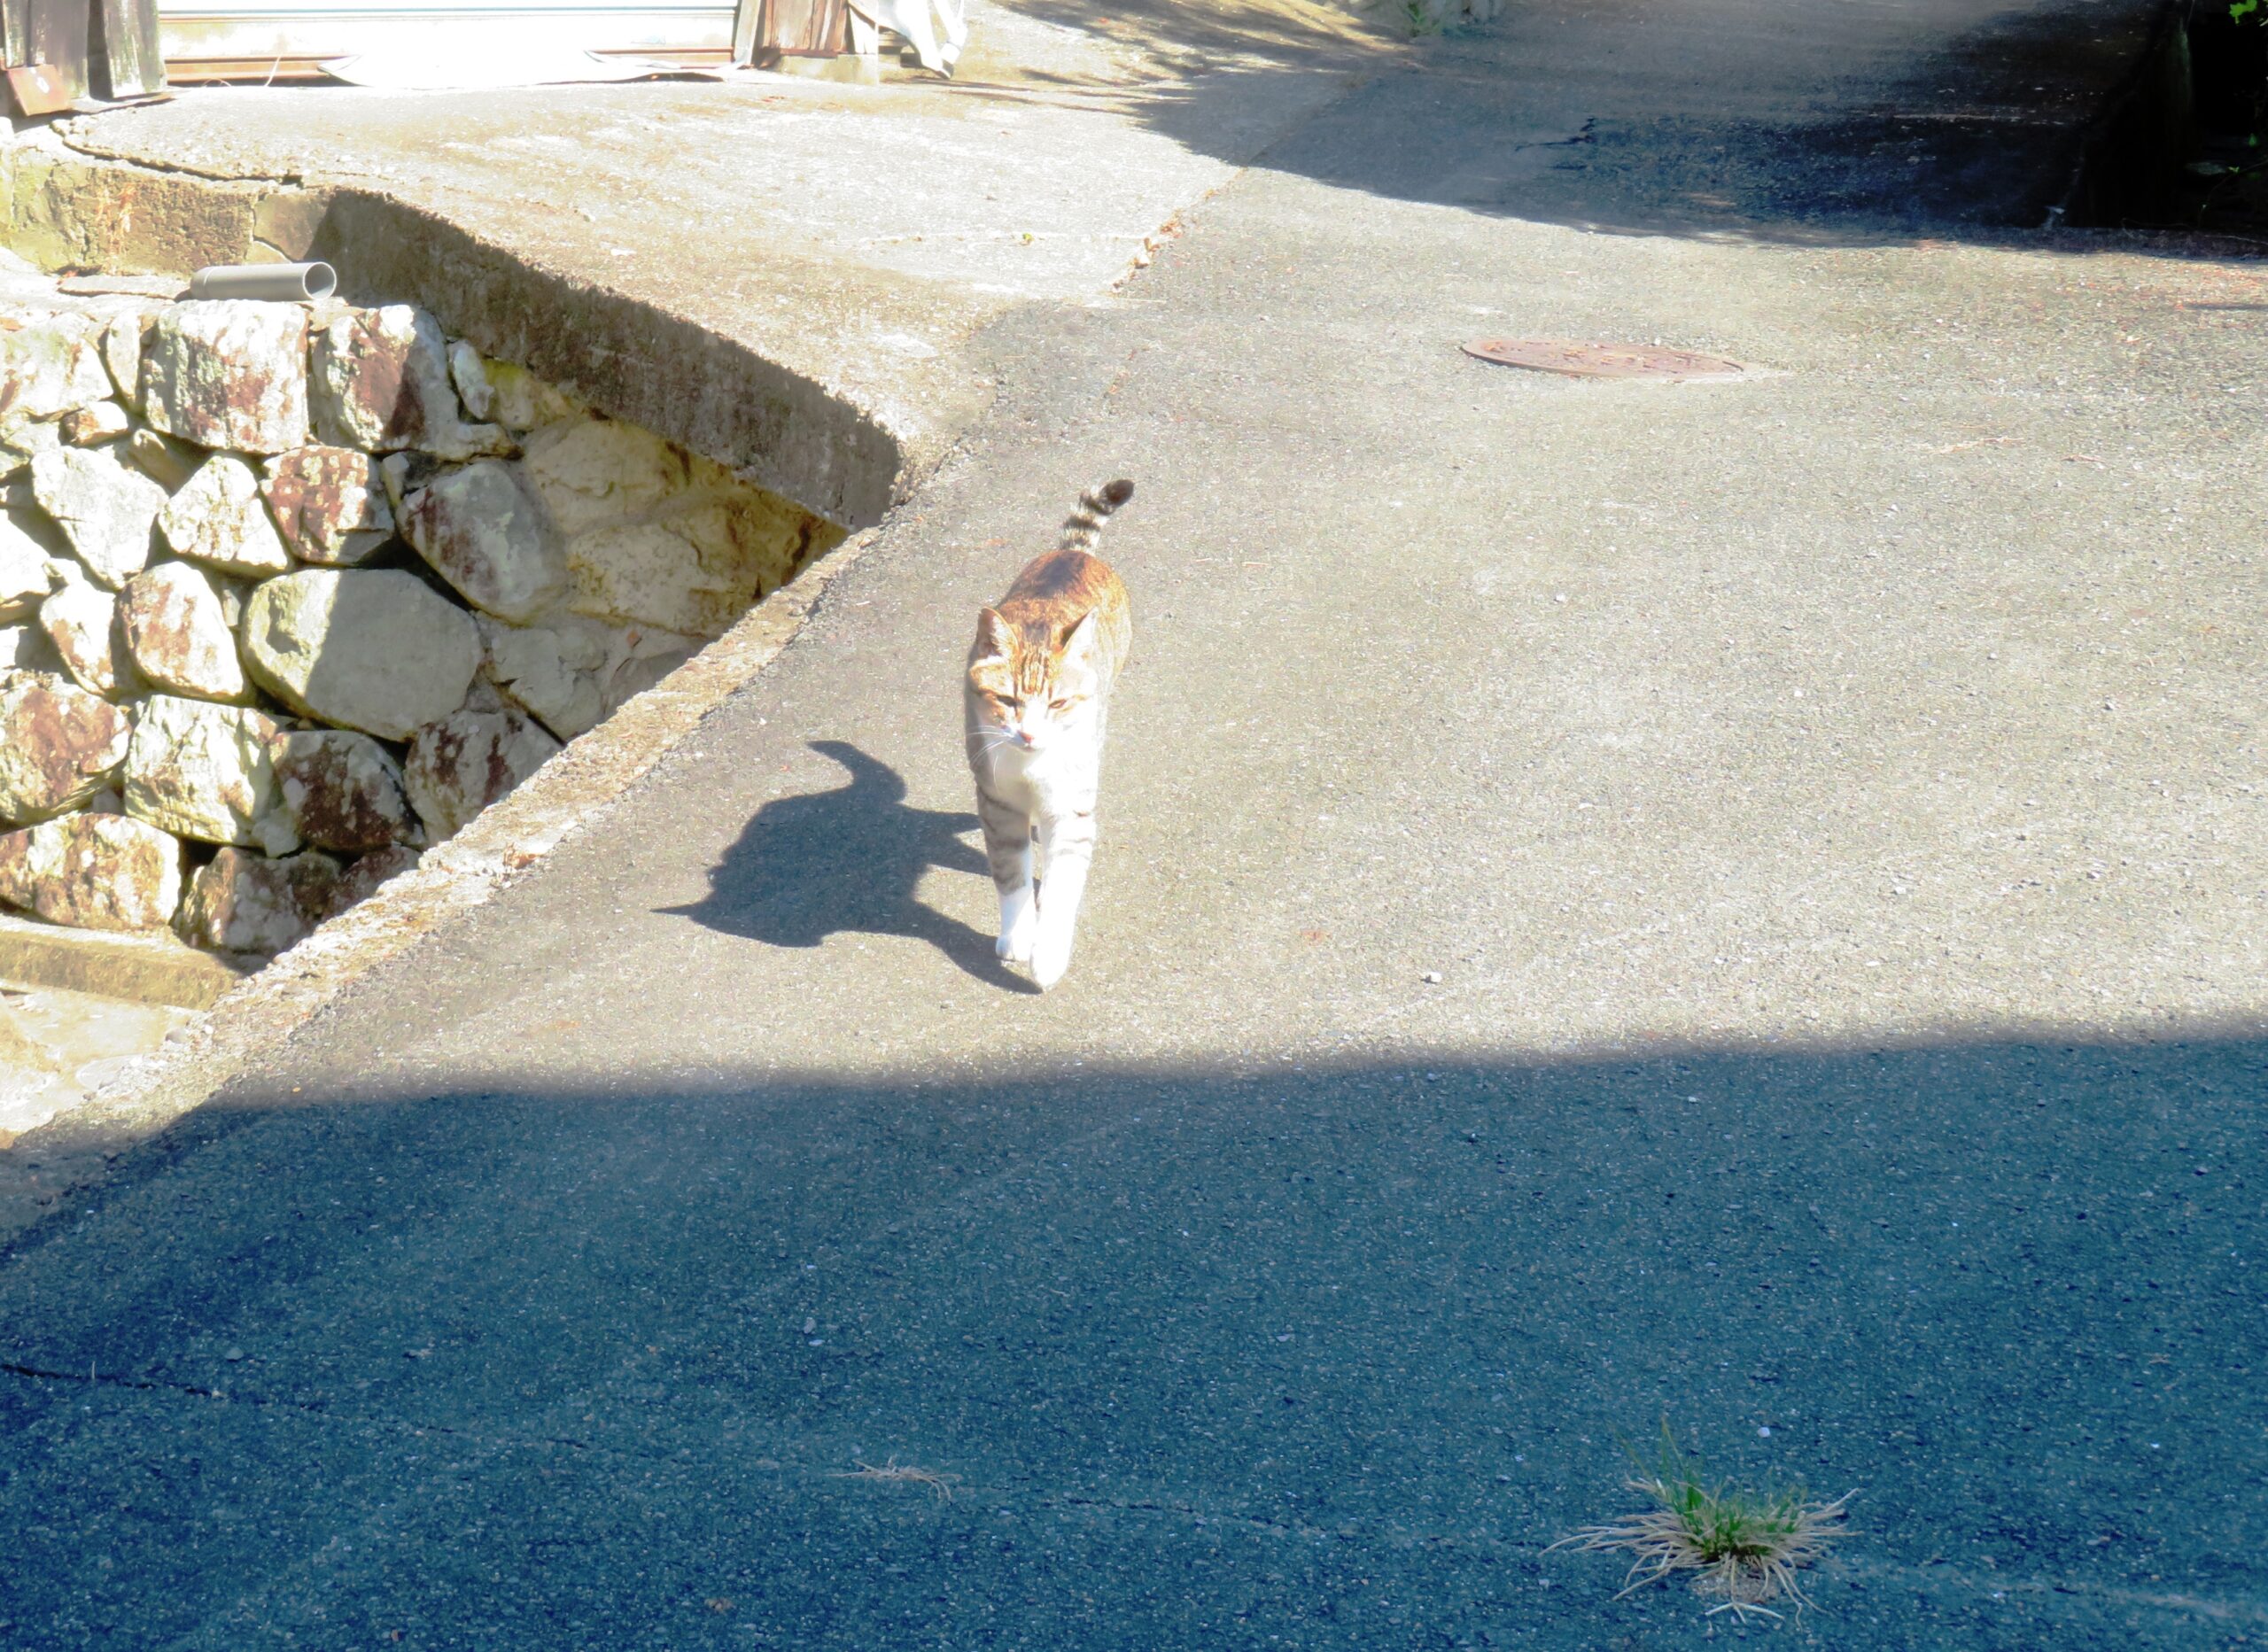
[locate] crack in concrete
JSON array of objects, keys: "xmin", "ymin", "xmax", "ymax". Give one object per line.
[
  {"xmin": 1837, "ymin": 1555, "xmax": 2268, "ymax": 1625},
  {"xmin": 1527, "ymin": 117, "xmax": 1597, "ymax": 148},
  {"xmin": 4, "ymin": 1355, "xmax": 229, "ymax": 1401},
  {"xmin": 0, "ymin": 1357, "xmax": 617, "ymax": 1460},
  {"xmin": 50, "ymin": 125, "xmax": 308, "ymax": 190},
  {"xmin": 1045, "ymin": 1488, "xmax": 1527, "ymax": 1550}
]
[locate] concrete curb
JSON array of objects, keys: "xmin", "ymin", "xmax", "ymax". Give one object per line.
[
  {"xmin": 0, "ymin": 526, "xmax": 880, "ymax": 1236},
  {"xmin": 0, "ymin": 913, "xmax": 258, "ymax": 1010}
]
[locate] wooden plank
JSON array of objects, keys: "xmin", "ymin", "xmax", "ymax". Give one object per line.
[
  {"xmin": 5, "ymin": 0, "xmax": 89, "ymax": 96},
  {"xmin": 93, "ymin": 0, "xmax": 166, "ymax": 97},
  {"xmin": 157, "ymin": 12, "xmax": 734, "ymax": 65},
  {"xmin": 754, "ymin": 0, "xmax": 844, "ymax": 58},
  {"xmin": 152, "ymin": 55, "xmax": 329, "ymax": 82}
]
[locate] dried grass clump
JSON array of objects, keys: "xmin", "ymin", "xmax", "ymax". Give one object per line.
[
  {"xmin": 832, "ymin": 1457, "xmax": 962, "ymax": 1501},
  {"xmin": 1548, "ymin": 1425, "xmax": 1854, "ymax": 1621}
]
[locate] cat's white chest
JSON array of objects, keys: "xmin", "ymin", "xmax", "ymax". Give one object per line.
[{"xmin": 982, "ymin": 739, "xmax": 1091, "ymax": 815}]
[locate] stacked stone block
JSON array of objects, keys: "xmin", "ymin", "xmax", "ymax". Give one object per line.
[{"xmin": 0, "ymin": 290, "xmax": 843, "ymax": 956}]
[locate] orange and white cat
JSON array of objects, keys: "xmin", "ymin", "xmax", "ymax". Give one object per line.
[{"xmin": 963, "ymin": 480, "xmax": 1135, "ymax": 990}]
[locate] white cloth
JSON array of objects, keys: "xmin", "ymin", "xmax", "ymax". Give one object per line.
[{"xmin": 847, "ymin": 0, "xmax": 965, "ymax": 73}]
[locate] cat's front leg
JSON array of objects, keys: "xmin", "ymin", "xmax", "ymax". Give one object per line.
[
  {"xmin": 1029, "ymin": 808, "xmax": 1098, "ymax": 990},
  {"xmin": 998, "ymin": 883, "xmax": 1037, "ymax": 963},
  {"xmin": 976, "ymin": 787, "xmax": 1037, "ymax": 962}
]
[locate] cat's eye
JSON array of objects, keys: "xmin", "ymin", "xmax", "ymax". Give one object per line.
[{"xmin": 1050, "ymin": 698, "xmax": 1073, "ymax": 711}]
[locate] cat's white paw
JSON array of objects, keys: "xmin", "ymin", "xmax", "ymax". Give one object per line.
[
  {"xmin": 997, "ymin": 887, "xmax": 1037, "ymax": 961},
  {"xmin": 1029, "ymin": 925, "xmax": 1075, "ymax": 990},
  {"xmin": 997, "ymin": 912, "xmax": 1037, "ymax": 963}
]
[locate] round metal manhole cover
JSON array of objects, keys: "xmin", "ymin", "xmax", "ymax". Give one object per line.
[{"xmin": 1461, "ymin": 338, "xmax": 1752, "ymax": 381}]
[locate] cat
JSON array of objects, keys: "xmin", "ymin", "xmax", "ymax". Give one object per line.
[{"xmin": 963, "ymin": 479, "xmax": 1136, "ymax": 990}]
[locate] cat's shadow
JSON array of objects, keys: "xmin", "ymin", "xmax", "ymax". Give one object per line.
[{"xmin": 663, "ymin": 740, "xmax": 1031, "ymax": 992}]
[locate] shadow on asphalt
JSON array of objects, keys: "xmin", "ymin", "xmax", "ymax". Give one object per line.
[
  {"xmin": 661, "ymin": 740, "xmax": 1031, "ymax": 993},
  {"xmin": 0, "ymin": 1029, "xmax": 2258, "ymax": 1644},
  {"xmin": 1010, "ymin": 0, "xmax": 2191, "ymax": 252}
]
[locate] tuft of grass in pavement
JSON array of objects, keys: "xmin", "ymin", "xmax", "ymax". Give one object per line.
[{"xmin": 1547, "ymin": 1423, "xmax": 1854, "ymax": 1621}]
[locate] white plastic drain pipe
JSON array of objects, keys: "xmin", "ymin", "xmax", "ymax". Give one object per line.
[{"xmin": 188, "ymin": 261, "xmax": 338, "ymax": 302}]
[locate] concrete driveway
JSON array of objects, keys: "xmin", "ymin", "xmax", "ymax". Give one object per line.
[{"xmin": 2, "ymin": 0, "xmax": 2262, "ymax": 1643}]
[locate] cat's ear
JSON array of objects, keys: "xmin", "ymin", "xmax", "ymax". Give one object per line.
[
  {"xmin": 1057, "ymin": 610, "xmax": 1100, "ymax": 664},
  {"xmin": 973, "ymin": 607, "xmax": 1014, "ymax": 664}
]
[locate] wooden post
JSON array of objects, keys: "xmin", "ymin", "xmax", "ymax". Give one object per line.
[
  {"xmin": 90, "ymin": 0, "xmax": 164, "ymax": 99},
  {"xmin": 0, "ymin": 0, "xmax": 90, "ymax": 98},
  {"xmin": 753, "ymin": 0, "xmax": 848, "ymax": 61}
]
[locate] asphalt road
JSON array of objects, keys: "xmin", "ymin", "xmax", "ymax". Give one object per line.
[{"xmin": 4, "ymin": 0, "xmax": 2264, "ymax": 1644}]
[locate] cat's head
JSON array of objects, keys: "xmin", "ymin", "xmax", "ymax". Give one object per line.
[{"xmin": 967, "ymin": 607, "xmax": 1105, "ymax": 755}]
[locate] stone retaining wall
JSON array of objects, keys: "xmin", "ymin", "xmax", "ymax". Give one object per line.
[{"xmin": 0, "ymin": 281, "xmax": 844, "ymax": 958}]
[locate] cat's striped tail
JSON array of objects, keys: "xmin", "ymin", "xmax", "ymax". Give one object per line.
[{"xmin": 1058, "ymin": 478, "xmax": 1136, "ymax": 552}]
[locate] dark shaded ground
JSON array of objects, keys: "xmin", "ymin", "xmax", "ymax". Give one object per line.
[
  {"xmin": 1, "ymin": 1035, "xmax": 2260, "ymax": 1648},
  {"xmin": 1123, "ymin": 0, "xmax": 2170, "ymax": 244}
]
